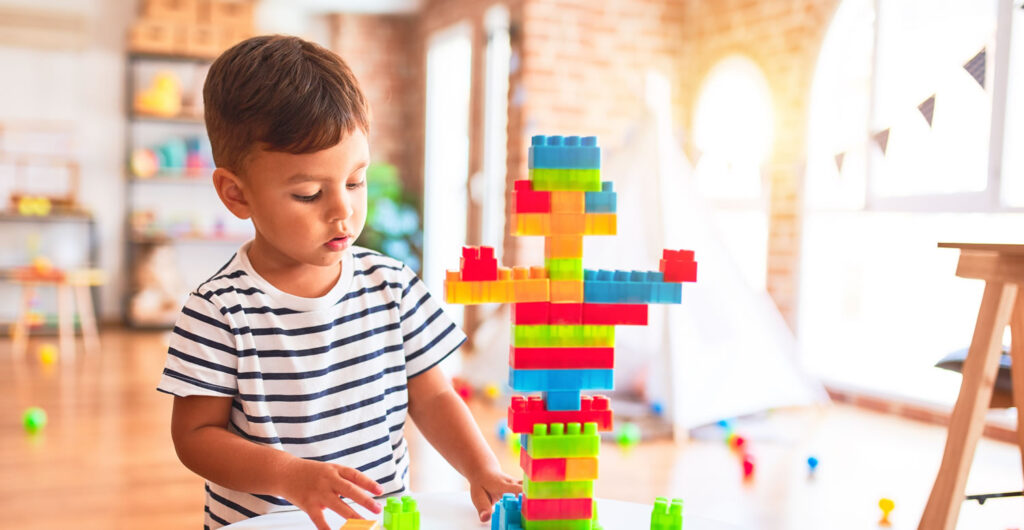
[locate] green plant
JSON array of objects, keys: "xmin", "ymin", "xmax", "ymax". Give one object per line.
[{"xmin": 361, "ymin": 162, "xmax": 423, "ymax": 272}]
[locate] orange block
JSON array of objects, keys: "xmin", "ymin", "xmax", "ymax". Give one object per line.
[
  {"xmin": 340, "ymin": 519, "xmax": 382, "ymax": 529},
  {"xmin": 550, "ymin": 214, "xmax": 585, "ymax": 235},
  {"xmin": 512, "ymin": 279, "xmax": 550, "ymax": 302},
  {"xmin": 545, "ymin": 235, "xmax": 583, "ymax": 259},
  {"xmin": 550, "ymin": 191, "xmax": 585, "ymax": 213},
  {"xmin": 584, "ymin": 213, "xmax": 617, "ymax": 235},
  {"xmin": 565, "ymin": 457, "xmax": 599, "ymax": 480},
  {"xmin": 549, "ymin": 279, "xmax": 583, "ymax": 302}
]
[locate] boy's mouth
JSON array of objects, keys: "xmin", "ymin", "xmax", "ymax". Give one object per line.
[{"xmin": 325, "ymin": 235, "xmax": 350, "ymax": 251}]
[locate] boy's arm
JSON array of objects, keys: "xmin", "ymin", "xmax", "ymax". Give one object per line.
[
  {"xmin": 406, "ymin": 366, "xmax": 522, "ymax": 522},
  {"xmin": 171, "ymin": 395, "xmax": 383, "ymax": 530}
]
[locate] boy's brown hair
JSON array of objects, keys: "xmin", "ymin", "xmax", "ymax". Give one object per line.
[{"xmin": 203, "ymin": 35, "xmax": 370, "ymax": 172}]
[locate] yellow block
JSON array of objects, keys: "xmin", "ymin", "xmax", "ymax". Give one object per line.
[
  {"xmin": 549, "ymin": 279, "xmax": 583, "ymax": 302},
  {"xmin": 584, "ymin": 213, "xmax": 617, "ymax": 235},
  {"xmin": 545, "ymin": 235, "xmax": 583, "ymax": 259},
  {"xmin": 340, "ymin": 519, "xmax": 382, "ymax": 530},
  {"xmin": 565, "ymin": 457, "xmax": 600, "ymax": 481},
  {"xmin": 550, "ymin": 191, "xmax": 585, "ymax": 213}
]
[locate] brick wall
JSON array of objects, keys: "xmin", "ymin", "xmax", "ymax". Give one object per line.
[{"xmin": 331, "ymin": 0, "xmax": 842, "ymax": 330}]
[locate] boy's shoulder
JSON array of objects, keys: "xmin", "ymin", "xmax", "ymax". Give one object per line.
[{"xmin": 349, "ymin": 246, "xmax": 412, "ymax": 281}]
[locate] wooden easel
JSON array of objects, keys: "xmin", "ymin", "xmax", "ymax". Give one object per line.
[{"xmin": 919, "ymin": 243, "xmax": 1024, "ymax": 530}]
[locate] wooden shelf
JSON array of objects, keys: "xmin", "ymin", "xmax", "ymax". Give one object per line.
[
  {"xmin": 130, "ymin": 234, "xmax": 249, "ymax": 245},
  {"xmin": 129, "ymin": 112, "xmax": 205, "ymax": 125},
  {"xmin": 128, "ymin": 174, "xmax": 212, "ymax": 184}
]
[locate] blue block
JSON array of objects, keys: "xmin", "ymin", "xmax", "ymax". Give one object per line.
[
  {"xmin": 509, "ymin": 368, "xmax": 614, "ymax": 392},
  {"xmin": 585, "ymin": 181, "xmax": 617, "ymax": 213},
  {"xmin": 545, "ymin": 390, "xmax": 582, "ymax": 411},
  {"xmin": 583, "ymin": 269, "xmax": 682, "ymax": 304},
  {"xmin": 529, "ymin": 134, "xmax": 601, "ymax": 169},
  {"xmin": 491, "ymin": 493, "xmax": 523, "ymax": 530}
]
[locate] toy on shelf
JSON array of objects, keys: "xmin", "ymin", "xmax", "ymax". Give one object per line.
[
  {"xmin": 17, "ymin": 196, "xmax": 52, "ymax": 216},
  {"xmin": 134, "ymin": 71, "xmax": 183, "ymax": 118},
  {"xmin": 382, "ymin": 495, "xmax": 419, "ymax": 530},
  {"xmin": 22, "ymin": 406, "xmax": 47, "ymax": 434},
  {"xmin": 131, "ymin": 136, "xmax": 214, "ymax": 179},
  {"xmin": 444, "ymin": 135, "xmax": 698, "ymax": 530}
]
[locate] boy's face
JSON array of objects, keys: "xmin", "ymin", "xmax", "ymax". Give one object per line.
[{"xmin": 219, "ymin": 129, "xmax": 370, "ymax": 269}]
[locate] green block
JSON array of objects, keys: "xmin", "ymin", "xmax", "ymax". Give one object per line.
[
  {"xmin": 530, "ymin": 168, "xmax": 602, "ymax": 191},
  {"xmin": 525, "ymin": 422, "xmax": 600, "ymax": 458},
  {"xmin": 383, "ymin": 495, "xmax": 420, "ymax": 530},
  {"xmin": 523, "ymin": 477, "xmax": 593, "ymax": 499},
  {"xmin": 650, "ymin": 497, "xmax": 683, "ymax": 530},
  {"xmin": 545, "ymin": 258, "xmax": 584, "ymax": 280},
  {"xmin": 512, "ymin": 325, "xmax": 615, "ymax": 347}
]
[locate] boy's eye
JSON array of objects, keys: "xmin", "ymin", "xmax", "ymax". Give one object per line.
[
  {"xmin": 346, "ymin": 180, "xmax": 366, "ymax": 190},
  {"xmin": 292, "ymin": 190, "xmax": 322, "ymax": 202}
]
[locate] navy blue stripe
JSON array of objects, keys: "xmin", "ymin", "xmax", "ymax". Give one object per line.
[
  {"xmin": 408, "ymin": 327, "xmax": 463, "ymax": 368},
  {"xmin": 402, "ymin": 308, "xmax": 443, "ymax": 343},
  {"xmin": 351, "ymin": 451, "xmax": 393, "ymax": 470},
  {"xmin": 199, "ymin": 285, "xmax": 265, "ymax": 301},
  {"xmin": 249, "ymin": 301, "xmax": 398, "ymax": 337},
  {"xmin": 402, "ymin": 275, "xmax": 420, "ymax": 298},
  {"xmin": 207, "ymin": 484, "xmax": 260, "ymax": 518},
  {"xmin": 182, "ymin": 305, "xmax": 243, "ymax": 335},
  {"xmin": 399, "ymin": 290, "xmax": 431, "ymax": 322},
  {"xmin": 172, "ymin": 326, "xmax": 239, "ymax": 357},
  {"xmin": 251, "ymin": 493, "xmax": 292, "ymax": 507},
  {"xmin": 353, "ymin": 250, "xmax": 381, "ymax": 258},
  {"xmin": 354, "ymin": 263, "xmax": 403, "ymax": 277},
  {"xmin": 245, "ymin": 416, "xmax": 388, "ymax": 446},
  {"xmin": 205, "ymin": 505, "xmax": 230, "ymax": 527},
  {"xmin": 240, "ymin": 365, "xmax": 405, "ymax": 402},
  {"xmin": 245, "ymin": 321, "xmax": 401, "ymax": 359},
  {"xmin": 168, "ymin": 347, "xmax": 236, "ymax": 376},
  {"xmin": 162, "ymin": 368, "xmax": 236, "ymax": 395},
  {"xmin": 210, "ymin": 269, "xmax": 247, "ymax": 282},
  {"xmin": 311, "ymin": 435, "xmax": 390, "ymax": 462},
  {"xmin": 336, "ymin": 279, "xmax": 402, "ymax": 305},
  {"xmin": 234, "ymin": 382, "xmax": 407, "ymax": 423},
  {"xmin": 198, "ymin": 254, "xmax": 237, "ymax": 288},
  {"xmin": 221, "ymin": 304, "xmax": 301, "ymax": 316},
  {"xmin": 239, "ymin": 343, "xmax": 401, "ymax": 380}
]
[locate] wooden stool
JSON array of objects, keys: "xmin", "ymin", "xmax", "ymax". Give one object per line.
[
  {"xmin": 919, "ymin": 243, "xmax": 1024, "ymax": 530},
  {"xmin": 10, "ymin": 267, "xmax": 104, "ymax": 362}
]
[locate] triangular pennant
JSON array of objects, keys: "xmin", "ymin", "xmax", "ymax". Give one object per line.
[
  {"xmin": 834, "ymin": 152, "xmax": 845, "ymax": 172},
  {"xmin": 963, "ymin": 48, "xmax": 986, "ymax": 88},
  {"xmin": 873, "ymin": 129, "xmax": 890, "ymax": 155},
  {"xmin": 918, "ymin": 95, "xmax": 936, "ymax": 127}
]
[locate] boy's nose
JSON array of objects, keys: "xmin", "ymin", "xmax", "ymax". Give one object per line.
[{"xmin": 327, "ymin": 189, "xmax": 354, "ymax": 222}]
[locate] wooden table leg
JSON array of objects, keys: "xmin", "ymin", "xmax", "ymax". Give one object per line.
[
  {"xmin": 11, "ymin": 284, "xmax": 34, "ymax": 360},
  {"xmin": 73, "ymin": 284, "xmax": 100, "ymax": 355},
  {"xmin": 919, "ymin": 281, "xmax": 1017, "ymax": 530},
  {"xmin": 1009, "ymin": 288, "xmax": 1024, "ymax": 485},
  {"xmin": 56, "ymin": 283, "xmax": 75, "ymax": 362}
]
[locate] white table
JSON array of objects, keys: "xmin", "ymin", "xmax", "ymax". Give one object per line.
[{"xmin": 225, "ymin": 491, "xmax": 737, "ymax": 529}]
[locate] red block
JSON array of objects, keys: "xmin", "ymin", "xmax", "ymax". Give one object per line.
[
  {"xmin": 522, "ymin": 497, "xmax": 593, "ymax": 520},
  {"xmin": 549, "ymin": 302, "xmax": 583, "ymax": 324},
  {"xmin": 520, "ymin": 449, "xmax": 567, "ymax": 481},
  {"xmin": 513, "ymin": 302, "xmax": 551, "ymax": 324},
  {"xmin": 580, "ymin": 303, "xmax": 648, "ymax": 326},
  {"xmin": 507, "ymin": 395, "xmax": 613, "ymax": 433},
  {"xmin": 659, "ymin": 248, "xmax": 697, "ymax": 283},
  {"xmin": 510, "ymin": 346, "xmax": 614, "ymax": 370},
  {"xmin": 513, "ymin": 180, "xmax": 552, "ymax": 213},
  {"xmin": 461, "ymin": 246, "xmax": 498, "ymax": 281}
]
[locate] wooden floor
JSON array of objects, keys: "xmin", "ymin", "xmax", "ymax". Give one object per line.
[{"xmin": 1, "ymin": 330, "xmax": 1021, "ymax": 529}]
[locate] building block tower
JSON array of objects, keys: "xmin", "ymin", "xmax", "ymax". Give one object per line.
[{"xmin": 445, "ymin": 135, "xmax": 697, "ymax": 530}]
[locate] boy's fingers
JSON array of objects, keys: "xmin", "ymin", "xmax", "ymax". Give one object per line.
[
  {"xmin": 334, "ymin": 480, "xmax": 382, "ymax": 515},
  {"xmin": 471, "ymin": 486, "xmax": 494, "ymax": 522},
  {"xmin": 325, "ymin": 495, "xmax": 361, "ymax": 521},
  {"xmin": 304, "ymin": 507, "xmax": 330, "ymax": 530},
  {"xmin": 335, "ymin": 466, "xmax": 384, "ymax": 495}
]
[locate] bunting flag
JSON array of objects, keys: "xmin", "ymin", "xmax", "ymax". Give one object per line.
[
  {"xmin": 834, "ymin": 152, "xmax": 845, "ymax": 172},
  {"xmin": 873, "ymin": 129, "xmax": 890, "ymax": 155},
  {"xmin": 963, "ymin": 48, "xmax": 986, "ymax": 88},
  {"xmin": 918, "ymin": 95, "xmax": 936, "ymax": 127}
]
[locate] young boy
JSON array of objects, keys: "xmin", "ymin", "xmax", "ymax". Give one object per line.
[{"xmin": 157, "ymin": 35, "xmax": 520, "ymax": 530}]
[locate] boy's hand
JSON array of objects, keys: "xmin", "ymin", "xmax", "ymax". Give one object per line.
[
  {"xmin": 468, "ymin": 466, "xmax": 523, "ymax": 522},
  {"xmin": 279, "ymin": 457, "xmax": 384, "ymax": 530}
]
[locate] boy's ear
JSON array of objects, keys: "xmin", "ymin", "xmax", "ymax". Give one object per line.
[{"xmin": 213, "ymin": 167, "xmax": 252, "ymax": 220}]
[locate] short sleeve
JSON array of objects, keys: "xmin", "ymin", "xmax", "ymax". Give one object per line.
[
  {"xmin": 157, "ymin": 294, "xmax": 241, "ymax": 397},
  {"xmin": 399, "ymin": 266, "xmax": 467, "ymax": 378}
]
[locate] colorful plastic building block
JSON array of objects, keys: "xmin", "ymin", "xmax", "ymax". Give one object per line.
[
  {"xmin": 545, "ymin": 390, "xmax": 583, "ymax": 411},
  {"xmin": 510, "ymin": 369, "xmax": 614, "ymax": 392},
  {"xmin": 584, "ymin": 182, "xmax": 616, "ymax": 213},
  {"xmin": 549, "ymin": 280, "xmax": 584, "ymax": 303},
  {"xmin": 545, "ymin": 235, "xmax": 584, "ymax": 259},
  {"xmin": 523, "ymin": 477, "xmax": 593, "ymax": 499},
  {"xmin": 511, "ymin": 325, "xmax": 615, "ymax": 348},
  {"xmin": 492, "ymin": 493, "xmax": 524, "ymax": 530},
  {"xmin": 529, "ymin": 135, "xmax": 601, "ymax": 171},
  {"xmin": 508, "ymin": 395, "xmax": 613, "ymax": 433},
  {"xmin": 513, "ymin": 180, "xmax": 552, "ymax": 213},
  {"xmin": 461, "ymin": 246, "xmax": 498, "ymax": 281},
  {"xmin": 341, "ymin": 519, "xmax": 382, "ymax": 529},
  {"xmin": 659, "ymin": 249, "xmax": 697, "ymax": 283},
  {"xmin": 522, "ymin": 497, "xmax": 593, "ymax": 520},
  {"xmin": 522, "ymin": 423, "xmax": 600, "ymax": 459},
  {"xmin": 583, "ymin": 269, "xmax": 682, "ymax": 304},
  {"xmin": 510, "ymin": 347, "xmax": 614, "ymax": 370},
  {"xmin": 583, "ymin": 213, "xmax": 616, "ymax": 235},
  {"xmin": 580, "ymin": 303, "xmax": 648, "ymax": 326},
  {"xmin": 382, "ymin": 495, "xmax": 419, "ymax": 530},
  {"xmin": 650, "ymin": 497, "xmax": 683, "ymax": 530},
  {"xmin": 551, "ymin": 191, "xmax": 586, "ymax": 213},
  {"xmin": 520, "ymin": 451, "xmax": 599, "ymax": 482}
]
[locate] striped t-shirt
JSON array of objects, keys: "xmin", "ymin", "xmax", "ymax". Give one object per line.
[{"xmin": 157, "ymin": 243, "xmax": 466, "ymax": 529}]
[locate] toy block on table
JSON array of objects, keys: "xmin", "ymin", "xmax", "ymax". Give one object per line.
[
  {"xmin": 340, "ymin": 520, "xmax": 382, "ymax": 530},
  {"xmin": 511, "ymin": 324, "xmax": 615, "ymax": 348},
  {"xmin": 583, "ymin": 213, "xmax": 616, "ymax": 235},
  {"xmin": 583, "ymin": 269, "xmax": 682, "ymax": 304},
  {"xmin": 521, "ymin": 497, "xmax": 593, "ymax": 520},
  {"xmin": 492, "ymin": 493, "xmax": 524, "ymax": 530},
  {"xmin": 545, "ymin": 390, "xmax": 583, "ymax": 411},
  {"xmin": 584, "ymin": 182, "xmax": 617, "ymax": 213},
  {"xmin": 520, "ymin": 450, "xmax": 599, "ymax": 481},
  {"xmin": 508, "ymin": 395, "xmax": 613, "ymax": 432},
  {"xmin": 522, "ymin": 422, "xmax": 600, "ymax": 458},
  {"xmin": 513, "ymin": 180, "xmax": 552, "ymax": 213},
  {"xmin": 513, "ymin": 302, "xmax": 551, "ymax": 324},
  {"xmin": 460, "ymin": 246, "xmax": 498, "ymax": 281},
  {"xmin": 382, "ymin": 495, "xmax": 419, "ymax": 530},
  {"xmin": 510, "ymin": 346, "xmax": 615, "ymax": 370},
  {"xmin": 510, "ymin": 368, "xmax": 614, "ymax": 392},
  {"xmin": 659, "ymin": 249, "xmax": 698, "ymax": 283},
  {"xmin": 545, "ymin": 258, "xmax": 583, "ymax": 281},
  {"xmin": 523, "ymin": 477, "xmax": 594, "ymax": 499},
  {"xmin": 580, "ymin": 303, "xmax": 648, "ymax": 326},
  {"xmin": 650, "ymin": 497, "xmax": 684, "ymax": 530},
  {"xmin": 549, "ymin": 279, "xmax": 584, "ymax": 302}
]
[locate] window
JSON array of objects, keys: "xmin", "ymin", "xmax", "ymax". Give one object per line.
[{"xmin": 479, "ymin": 5, "xmax": 510, "ymax": 257}]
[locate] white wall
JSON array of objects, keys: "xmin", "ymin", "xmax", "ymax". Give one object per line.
[{"xmin": 0, "ymin": 0, "xmax": 133, "ymax": 321}]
